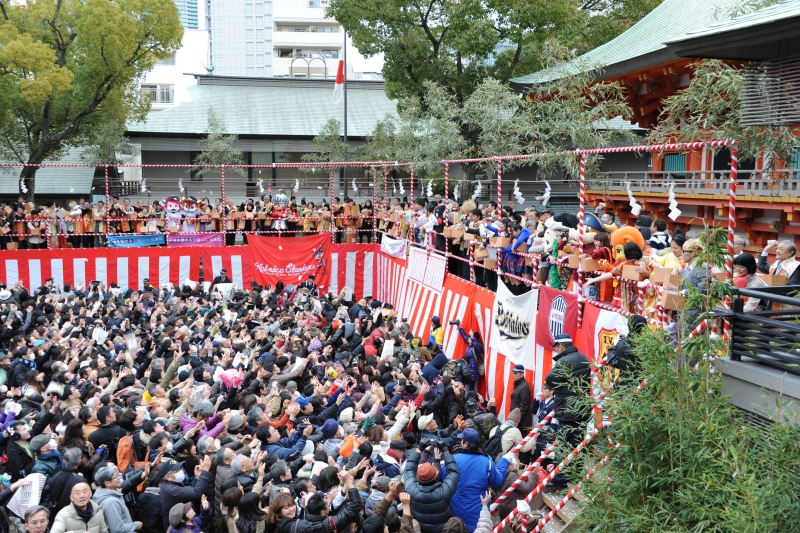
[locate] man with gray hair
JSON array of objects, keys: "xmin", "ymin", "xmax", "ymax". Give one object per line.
[
  {"xmin": 734, "ymin": 236, "xmax": 748, "ymax": 258},
  {"xmin": 758, "ymin": 239, "xmax": 800, "ymax": 285},
  {"xmin": 213, "ymin": 446, "xmax": 236, "ymax": 533},
  {"xmin": 48, "ymin": 447, "xmax": 83, "ymax": 516},
  {"xmin": 93, "ymin": 466, "xmax": 142, "ymax": 533}
]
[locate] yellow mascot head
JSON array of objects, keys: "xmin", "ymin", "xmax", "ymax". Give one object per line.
[{"xmin": 610, "ymin": 226, "xmax": 644, "ymax": 262}]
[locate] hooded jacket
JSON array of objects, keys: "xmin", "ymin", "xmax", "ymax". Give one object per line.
[
  {"xmin": 94, "ymin": 488, "xmax": 138, "ymax": 533},
  {"xmin": 403, "ymin": 451, "xmax": 460, "ymax": 533}
]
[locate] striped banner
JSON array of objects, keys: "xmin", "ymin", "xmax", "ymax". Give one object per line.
[
  {"xmin": 201, "ymin": 244, "xmax": 378, "ymax": 298},
  {"xmin": 376, "ymin": 249, "xmax": 548, "ymax": 419},
  {"xmin": 0, "ymin": 248, "xmax": 200, "ymax": 290}
]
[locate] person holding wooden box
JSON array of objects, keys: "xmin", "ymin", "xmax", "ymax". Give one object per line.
[
  {"xmin": 732, "ymin": 253, "xmax": 768, "ymax": 312},
  {"xmin": 500, "ymin": 223, "xmax": 531, "ymax": 294},
  {"xmin": 664, "ymin": 238, "xmax": 711, "ymax": 331}
]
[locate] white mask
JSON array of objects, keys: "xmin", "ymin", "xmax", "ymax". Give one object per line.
[
  {"xmin": 49, "ymin": 438, "xmax": 58, "ymax": 451},
  {"xmin": 173, "ymin": 469, "xmax": 186, "ymax": 483},
  {"xmin": 166, "ymin": 441, "xmax": 174, "ymax": 453}
]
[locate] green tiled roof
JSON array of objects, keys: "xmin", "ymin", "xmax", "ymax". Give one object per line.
[
  {"xmin": 127, "ymin": 77, "xmax": 398, "ymax": 137},
  {"xmin": 0, "ymin": 148, "xmax": 95, "ymax": 196},
  {"xmin": 666, "ymin": 0, "xmax": 800, "ymax": 45},
  {"xmin": 510, "ymin": 0, "xmax": 741, "ymax": 86}
]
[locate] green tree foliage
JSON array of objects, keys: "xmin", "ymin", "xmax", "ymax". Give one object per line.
[
  {"xmin": 570, "ymin": 227, "xmax": 800, "ymax": 532},
  {"xmin": 327, "ymin": 0, "xmax": 662, "ymax": 103},
  {"xmin": 0, "ymin": 0, "xmax": 183, "ymax": 200},
  {"xmin": 190, "ymin": 107, "xmax": 247, "ymax": 179},
  {"xmin": 649, "ymin": 59, "xmax": 796, "ymax": 168}
]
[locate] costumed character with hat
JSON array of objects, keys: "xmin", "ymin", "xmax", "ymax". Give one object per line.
[
  {"xmin": 164, "ymin": 196, "xmax": 183, "ymax": 233},
  {"xmin": 182, "ymin": 196, "xmax": 201, "ymax": 233},
  {"xmin": 584, "ymin": 226, "xmax": 657, "ymax": 313},
  {"xmin": 268, "ymin": 190, "xmax": 290, "ymax": 231}
]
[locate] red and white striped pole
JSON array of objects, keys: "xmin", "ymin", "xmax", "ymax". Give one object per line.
[
  {"xmin": 221, "ymin": 165, "xmax": 227, "ymax": 246},
  {"xmin": 725, "ymin": 146, "xmax": 738, "ymax": 341},
  {"xmin": 469, "ymin": 244, "xmax": 475, "ymax": 283},
  {"xmin": 372, "ymin": 167, "xmax": 377, "ymax": 243},
  {"xmin": 330, "ymin": 167, "xmax": 336, "ymax": 244},
  {"xmin": 490, "ymin": 443, "xmax": 556, "ymax": 512},
  {"xmin": 496, "ymin": 160, "xmax": 503, "ymax": 218},
  {"xmin": 443, "ymin": 163, "xmax": 449, "ymax": 227},
  {"xmin": 104, "ymin": 164, "xmax": 110, "ymax": 233},
  {"xmin": 383, "ymin": 167, "xmax": 388, "ymax": 209},
  {"xmin": 409, "ymin": 166, "xmax": 414, "ymax": 206},
  {"xmin": 578, "ymin": 154, "xmax": 586, "ymax": 327}
]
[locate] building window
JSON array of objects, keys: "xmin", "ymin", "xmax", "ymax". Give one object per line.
[
  {"xmin": 140, "ymin": 84, "xmax": 173, "ymax": 104},
  {"xmin": 256, "ymin": 16, "xmax": 263, "ymax": 26},
  {"xmin": 245, "ymin": 3, "xmax": 253, "ymax": 13},
  {"xmin": 156, "ymin": 54, "xmax": 176, "ymax": 65},
  {"xmin": 246, "ymin": 29, "xmax": 254, "ymax": 38},
  {"xmin": 246, "ymin": 16, "xmax": 253, "ymax": 26},
  {"xmin": 257, "ymin": 67, "xmax": 265, "ymax": 77},
  {"xmin": 256, "ymin": 54, "xmax": 264, "ymax": 64},
  {"xmin": 256, "ymin": 28, "xmax": 263, "ymax": 39},
  {"xmin": 321, "ymin": 49, "xmax": 338, "ymax": 58},
  {"xmin": 246, "ymin": 54, "xmax": 254, "ymax": 65},
  {"xmin": 247, "ymin": 67, "xmax": 254, "ymax": 76},
  {"xmin": 247, "ymin": 42, "xmax": 254, "ymax": 52},
  {"xmin": 663, "ymin": 153, "xmax": 687, "ymax": 179},
  {"xmin": 255, "ymin": 3, "xmax": 263, "ymax": 14},
  {"xmin": 308, "ymin": 0, "xmax": 320, "ymax": 6},
  {"xmin": 256, "ymin": 42, "xmax": 264, "ymax": 53}
]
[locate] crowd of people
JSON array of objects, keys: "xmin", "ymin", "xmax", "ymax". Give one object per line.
[{"xmin": 0, "ymin": 273, "xmax": 606, "ymax": 533}]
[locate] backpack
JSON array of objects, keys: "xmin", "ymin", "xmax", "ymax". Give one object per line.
[
  {"xmin": 441, "ymin": 360, "xmax": 459, "ymax": 380},
  {"xmin": 116, "ymin": 435, "xmax": 145, "ymax": 493},
  {"xmin": 484, "ymin": 423, "xmax": 514, "ymax": 459}
]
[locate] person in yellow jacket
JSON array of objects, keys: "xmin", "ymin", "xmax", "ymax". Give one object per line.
[{"xmin": 428, "ymin": 316, "xmax": 444, "ymax": 349}]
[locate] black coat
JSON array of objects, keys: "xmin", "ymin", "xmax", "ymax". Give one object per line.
[
  {"xmin": 138, "ymin": 487, "xmax": 165, "ymax": 533},
  {"xmin": 88, "ymin": 423, "xmax": 128, "ymax": 459},
  {"xmin": 160, "ymin": 470, "xmax": 212, "ymax": 531},
  {"xmin": 296, "ymin": 488, "xmax": 362, "ymax": 533},
  {"xmin": 403, "ymin": 451, "xmax": 460, "ymax": 533},
  {"xmin": 510, "ymin": 378, "xmax": 532, "ymax": 429},
  {"xmin": 5, "ymin": 439, "xmax": 34, "ymax": 482},
  {"xmin": 48, "ymin": 466, "xmax": 80, "ymax": 515},
  {"xmin": 545, "ymin": 346, "xmax": 591, "ymax": 424}
]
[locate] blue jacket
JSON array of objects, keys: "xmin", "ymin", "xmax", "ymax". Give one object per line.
[
  {"xmin": 262, "ymin": 433, "xmax": 307, "ymax": 460},
  {"xmin": 502, "ymin": 228, "xmax": 531, "ymax": 256},
  {"xmin": 447, "ymin": 453, "xmax": 509, "ymax": 531},
  {"xmin": 421, "ymin": 352, "xmax": 449, "ymax": 384}
]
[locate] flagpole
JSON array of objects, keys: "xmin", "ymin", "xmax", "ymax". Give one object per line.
[{"xmin": 343, "ymin": 29, "xmax": 348, "ymax": 186}]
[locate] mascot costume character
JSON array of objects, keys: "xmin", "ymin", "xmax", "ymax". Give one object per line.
[
  {"xmin": 607, "ymin": 226, "xmax": 657, "ymax": 312},
  {"xmin": 269, "ymin": 190, "xmax": 290, "ymax": 230},
  {"xmin": 182, "ymin": 196, "xmax": 202, "ymax": 233},
  {"xmin": 164, "ymin": 196, "xmax": 183, "ymax": 233}
]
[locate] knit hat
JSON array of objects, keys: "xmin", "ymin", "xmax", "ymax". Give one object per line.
[
  {"xmin": 169, "ymin": 502, "xmax": 193, "ymax": 528},
  {"xmin": 321, "ymin": 418, "xmax": 340, "ymax": 439},
  {"xmin": 29, "ymin": 434, "xmax": 50, "ymax": 453},
  {"xmin": 507, "ymin": 408, "xmax": 521, "ymax": 424},
  {"xmin": 417, "ymin": 463, "xmax": 438, "ymax": 483},
  {"xmin": 339, "ymin": 408, "xmax": 354, "ymax": 424}
]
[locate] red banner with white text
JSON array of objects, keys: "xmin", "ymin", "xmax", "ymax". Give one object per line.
[{"xmin": 246, "ymin": 234, "xmax": 331, "ymax": 290}]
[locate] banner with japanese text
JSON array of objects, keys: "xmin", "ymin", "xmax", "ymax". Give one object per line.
[
  {"xmin": 246, "ymin": 234, "xmax": 331, "ymax": 290},
  {"xmin": 167, "ymin": 233, "xmax": 224, "ymax": 247}
]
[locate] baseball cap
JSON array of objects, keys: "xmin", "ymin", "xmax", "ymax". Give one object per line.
[
  {"xmin": 456, "ymin": 427, "xmax": 480, "ymax": 444},
  {"xmin": 417, "ymin": 413, "xmax": 434, "ymax": 429},
  {"xmin": 159, "ymin": 459, "xmax": 185, "ymax": 476},
  {"xmin": 512, "ymin": 364, "xmax": 525, "ymax": 374}
]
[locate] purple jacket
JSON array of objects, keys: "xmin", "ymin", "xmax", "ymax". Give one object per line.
[
  {"xmin": 179, "ymin": 412, "xmax": 225, "ymax": 439},
  {"xmin": 168, "ymin": 504, "xmax": 212, "ymax": 533}
]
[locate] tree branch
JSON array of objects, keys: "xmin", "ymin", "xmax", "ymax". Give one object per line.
[
  {"xmin": 0, "ymin": 1, "xmax": 9, "ymax": 21},
  {"xmin": 507, "ymin": 42, "xmax": 523, "ymax": 80}
]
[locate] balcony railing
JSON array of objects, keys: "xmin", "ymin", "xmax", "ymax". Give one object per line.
[
  {"xmin": 716, "ymin": 286, "xmax": 800, "ymax": 377},
  {"xmin": 587, "ymin": 169, "xmax": 800, "ymax": 198}
]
